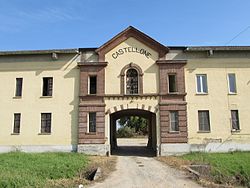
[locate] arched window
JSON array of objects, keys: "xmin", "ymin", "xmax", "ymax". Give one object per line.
[
  {"xmin": 126, "ymin": 68, "xmax": 138, "ymax": 94},
  {"xmin": 120, "ymin": 63, "xmax": 143, "ymax": 95}
]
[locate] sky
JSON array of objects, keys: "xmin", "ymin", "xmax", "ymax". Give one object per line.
[{"xmin": 0, "ymin": 0, "xmax": 250, "ymax": 51}]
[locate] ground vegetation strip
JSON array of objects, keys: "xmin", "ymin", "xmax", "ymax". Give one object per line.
[{"xmin": 0, "ymin": 152, "xmax": 88, "ymax": 187}]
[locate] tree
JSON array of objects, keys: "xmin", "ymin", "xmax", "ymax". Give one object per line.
[{"xmin": 117, "ymin": 116, "xmax": 148, "ymax": 135}]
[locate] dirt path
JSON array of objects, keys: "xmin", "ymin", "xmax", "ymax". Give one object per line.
[
  {"xmin": 88, "ymin": 138, "xmax": 202, "ymax": 188},
  {"xmin": 89, "ymin": 155, "xmax": 202, "ymax": 188}
]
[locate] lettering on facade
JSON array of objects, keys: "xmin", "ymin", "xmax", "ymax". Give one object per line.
[{"xmin": 112, "ymin": 47, "xmax": 152, "ymax": 59}]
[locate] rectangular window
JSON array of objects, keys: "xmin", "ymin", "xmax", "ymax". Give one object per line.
[
  {"xmin": 170, "ymin": 111, "xmax": 179, "ymax": 131},
  {"xmin": 13, "ymin": 113, "xmax": 21, "ymax": 134},
  {"xmin": 196, "ymin": 74, "xmax": 208, "ymax": 93},
  {"xmin": 89, "ymin": 76, "xmax": 97, "ymax": 94},
  {"xmin": 168, "ymin": 74, "xmax": 177, "ymax": 93},
  {"xmin": 88, "ymin": 112, "xmax": 96, "ymax": 132},
  {"xmin": 41, "ymin": 113, "xmax": 51, "ymax": 133},
  {"xmin": 42, "ymin": 77, "xmax": 53, "ymax": 96},
  {"xmin": 228, "ymin": 73, "xmax": 237, "ymax": 94},
  {"xmin": 198, "ymin": 110, "xmax": 210, "ymax": 132},
  {"xmin": 231, "ymin": 110, "xmax": 240, "ymax": 131},
  {"xmin": 15, "ymin": 78, "xmax": 23, "ymax": 97}
]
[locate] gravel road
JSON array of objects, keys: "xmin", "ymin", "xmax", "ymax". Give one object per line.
[{"xmin": 88, "ymin": 146, "xmax": 202, "ymax": 188}]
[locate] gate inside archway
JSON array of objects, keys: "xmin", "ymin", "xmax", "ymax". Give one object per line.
[{"xmin": 109, "ymin": 109, "xmax": 157, "ymax": 156}]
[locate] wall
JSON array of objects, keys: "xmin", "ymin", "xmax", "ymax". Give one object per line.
[
  {"xmin": 0, "ymin": 53, "xmax": 80, "ymax": 151},
  {"xmin": 105, "ymin": 37, "xmax": 159, "ymax": 94},
  {"xmin": 185, "ymin": 54, "xmax": 250, "ymax": 145}
]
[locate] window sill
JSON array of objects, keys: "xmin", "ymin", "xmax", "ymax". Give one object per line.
[
  {"xmin": 40, "ymin": 96, "xmax": 52, "ymax": 98},
  {"xmin": 168, "ymin": 131, "xmax": 180, "ymax": 134},
  {"xmin": 231, "ymin": 129, "xmax": 241, "ymax": 133},
  {"xmin": 13, "ymin": 96, "xmax": 22, "ymax": 99},
  {"xmin": 196, "ymin": 93, "xmax": 208, "ymax": 95},
  {"xmin": 228, "ymin": 93, "xmax": 237, "ymax": 95},
  {"xmin": 38, "ymin": 133, "xmax": 51, "ymax": 135},
  {"xmin": 168, "ymin": 92, "xmax": 179, "ymax": 95},
  {"xmin": 197, "ymin": 131, "xmax": 211, "ymax": 133},
  {"xmin": 124, "ymin": 94, "xmax": 140, "ymax": 96},
  {"xmin": 11, "ymin": 133, "xmax": 20, "ymax": 135},
  {"xmin": 85, "ymin": 132, "xmax": 97, "ymax": 135}
]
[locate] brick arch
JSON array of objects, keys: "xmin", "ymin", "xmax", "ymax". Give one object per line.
[
  {"xmin": 105, "ymin": 104, "xmax": 158, "ymax": 115},
  {"xmin": 120, "ymin": 63, "xmax": 143, "ymax": 95}
]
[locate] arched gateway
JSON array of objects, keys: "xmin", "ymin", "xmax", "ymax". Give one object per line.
[
  {"xmin": 109, "ymin": 108, "xmax": 157, "ymax": 156},
  {"xmin": 77, "ymin": 26, "xmax": 188, "ymax": 156}
]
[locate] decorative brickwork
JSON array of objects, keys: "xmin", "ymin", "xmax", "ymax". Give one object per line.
[
  {"xmin": 78, "ymin": 62, "xmax": 107, "ymax": 144},
  {"xmin": 157, "ymin": 60, "xmax": 188, "ymax": 143}
]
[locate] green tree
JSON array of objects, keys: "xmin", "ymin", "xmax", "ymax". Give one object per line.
[{"xmin": 118, "ymin": 116, "xmax": 148, "ymax": 135}]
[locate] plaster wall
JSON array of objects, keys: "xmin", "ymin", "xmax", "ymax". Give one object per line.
[
  {"xmin": 0, "ymin": 54, "xmax": 79, "ymax": 148},
  {"xmin": 105, "ymin": 37, "xmax": 159, "ymax": 94},
  {"xmin": 185, "ymin": 57, "xmax": 250, "ymax": 144}
]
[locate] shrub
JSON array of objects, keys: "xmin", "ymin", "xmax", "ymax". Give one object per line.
[{"xmin": 116, "ymin": 126, "xmax": 134, "ymax": 138}]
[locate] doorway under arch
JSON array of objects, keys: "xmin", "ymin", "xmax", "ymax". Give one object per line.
[{"xmin": 110, "ymin": 109, "xmax": 157, "ymax": 156}]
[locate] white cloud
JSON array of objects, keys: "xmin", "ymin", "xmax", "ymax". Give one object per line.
[{"xmin": 0, "ymin": 6, "xmax": 82, "ymax": 32}]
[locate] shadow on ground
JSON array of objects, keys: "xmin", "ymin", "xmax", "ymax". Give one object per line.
[{"xmin": 112, "ymin": 146, "xmax": 155, "ymax": 157}]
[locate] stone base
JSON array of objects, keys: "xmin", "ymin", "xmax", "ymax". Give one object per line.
[
  {"xmin": 160, "ymin": 142, "xmax": 250, "ymax": 156},
  {"xmin": 77, "ymin": 144, "xmax": 109, "ymax": 156},
  {"xmin": 0, "ymin": 145, "xmax": 77, "ymax": 153}
]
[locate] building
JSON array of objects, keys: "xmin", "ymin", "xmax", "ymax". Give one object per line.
[{"xmin": 1, "ymin": 26, "xmax": 250, "ymax": 156}]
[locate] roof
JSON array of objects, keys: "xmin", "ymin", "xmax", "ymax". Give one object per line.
[
  {"xmin": 186, "ymin": 46, "xmax": 250, "ymax": 51},
  {"xmin": 95, "ymin": 26, "xmax": 169, "ymax": 60},
  {"xmin": 0, "ymin": 48, "xmax": 79, "ymax": 56}
]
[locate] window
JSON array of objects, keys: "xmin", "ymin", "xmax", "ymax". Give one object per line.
[
  {"xmin": 169, "ymin": 111, "xmax": 179, "ymax": 131},
  {"xmin": 41, "ymin": 113, "xmax": 51, "ymax": 133},
  {"xmin": 231, "ymin": 110, "xmax": 240, "ymax": 131},
  {"xmin": 198, "ymin": 110, "xmax": 210, "ymax": 132},
  {"xmin": 15, "ymin": 78, "xmax": 23, "ymax": 97},
  {"xmin": 88, "ymin": 112, "xmax": 96, "ymax": 132},
  {"xmin": 13, "ymin": 113, "xmax": 21, "ymax": 134},
  {"xmin": 89, "ymin": 76, "xmax": 97, "ymax": 94},
  {"xmin": 196, "ymin": 74, "xmax": 208, "ymax": 93},
  {"xmin": 168, "ymin": 74, "xmax": 177, "ymax": 93},
  {"xmin": 228, "ymin": 73, "xmax": 237, "ymax": 94},
  {"xmin": 126, "ymin": 68, "xmax": 138, "ymax": 94},
  {"xmin": 42, "ymin": 77, "xmax": 53, "ymax": 96}
]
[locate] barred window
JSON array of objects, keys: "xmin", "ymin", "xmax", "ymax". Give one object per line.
[
  {"xmin": 13, "ymin": 113, "xmax": 21, "ymax": 134},
  {"xmin": 89, "ymin": 112, "xmax": 96, "ymax": 132},
  {"xmin": 15, "ymin": 78, "xmax": 23, "ymax": 97},
  {"xmin": 170, "ymin": 111, "xmax": 179, "ymax": 131},
  {"xmin": 41, "ymin": 113, "xmax": 51, "ymax": 133},
  {"xmin": 198, "ymin": 110, "xmax": 210, "ymax": 131},
  {"xmin": 126, "ymin": 68, "xmax": 138, "ymax": 94},
  {"xmin": 231, "ymin": 110, "xmax": 240, "ymax": 131},
  {"xmin": 42, "ymin": 77, "xmax": 53, "ymax": 96}
]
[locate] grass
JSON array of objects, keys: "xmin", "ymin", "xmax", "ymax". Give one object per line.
[
  {"xmin": 181, "ymin": 152, "xmax": 250, "ymax": 187},
  {"xmin": 0, "ymin": 152, "xmax": 89, "ymax": 188}
]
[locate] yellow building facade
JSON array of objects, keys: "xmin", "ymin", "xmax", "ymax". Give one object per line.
[{"xmin": 1, "ymin": 27, "xmax": 250, "ymax": 155}]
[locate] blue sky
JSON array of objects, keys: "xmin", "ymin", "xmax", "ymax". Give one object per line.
[{"xmin": 0, "ymin": 0, "xmax": 250, "ymax": 51}]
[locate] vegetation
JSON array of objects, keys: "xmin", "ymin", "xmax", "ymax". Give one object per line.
[
  {"xmin": 116, "ymin": 126, "xmax": 134, "ymax": 138},
  {"xmin": 117, "ymin": 116, "xmax": 148, "ymax": 138},
  {"xmin": 181, "ymin": 152, "xmax": 250, "ymax": 187},
  {"xmin": 0, "ymin": 152, "xmax": 89, "ymax": 188}
]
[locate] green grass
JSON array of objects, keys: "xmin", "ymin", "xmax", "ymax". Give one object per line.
[
  {"xmin": 0, "ymin": 152, "xmax": 89, "ymax": 188},
  {"xmin": 181, "ymin": 151, "xmax": 250, "ymax": 186}
]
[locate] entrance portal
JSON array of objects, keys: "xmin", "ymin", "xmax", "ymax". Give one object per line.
[{"xmin": 110, "ymin": 109, "xmax": 157, "ymax": 156}]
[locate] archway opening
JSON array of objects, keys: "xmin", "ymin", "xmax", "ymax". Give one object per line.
[{"xmin": 110, "ymin": 109, "xmax": 157, "ymax": 157}]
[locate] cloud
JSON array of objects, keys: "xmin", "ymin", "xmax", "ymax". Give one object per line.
[
  {"xmin": 16, "ymin": 7, "xmax": 82, "ymax": 23},
  {"xmin": 0, "ymin": 6, "xmax": 82, "ymax": 32}
]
